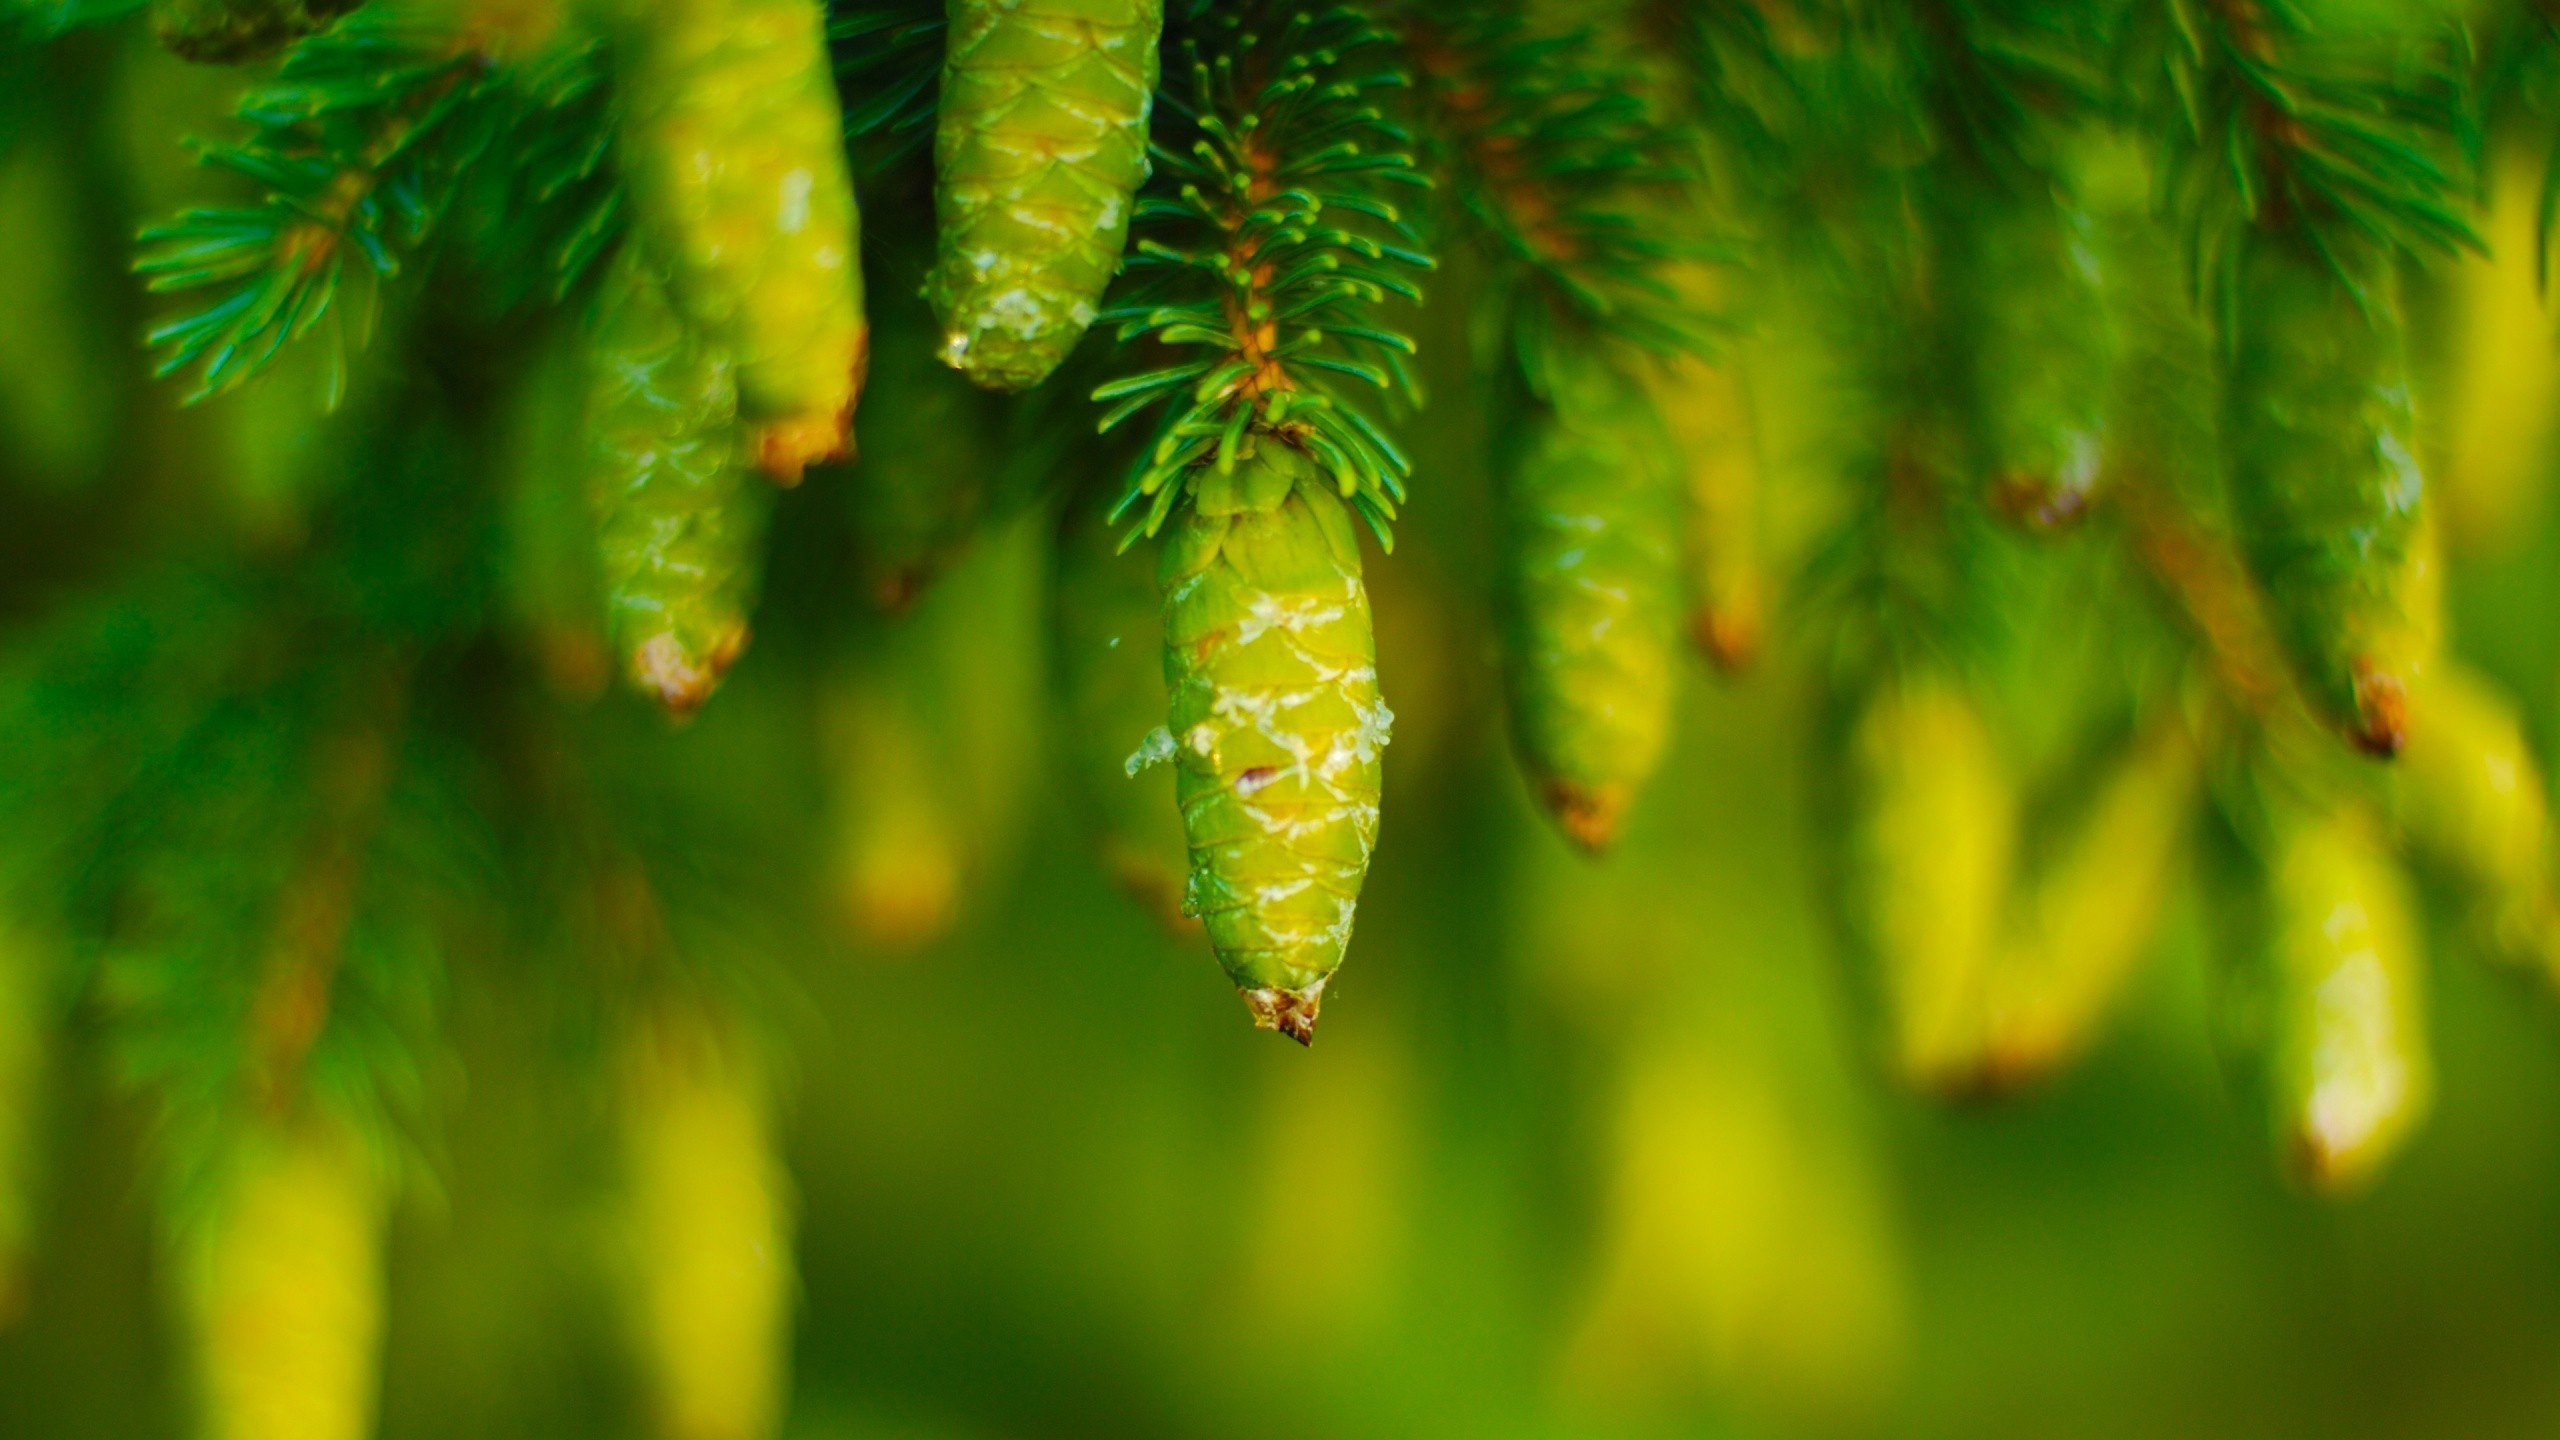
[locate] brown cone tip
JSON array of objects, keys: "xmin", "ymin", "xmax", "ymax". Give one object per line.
[
  {"xmin": 1954, "ymin": 1042, "xmax": 2060, "ymax": 1105},
  {"xmin": 632, "ymin": 626, "xmax": 748, "ymax": 719},
  {"xmin": 2283, "ymin": 1126, "xmax": 2378, "ymax": 1198},
  {"xmin": 1241, "ymin": 985, "xmax": 1323, "ymax": 1046},
  {"xmin": 1691, "ymin": 607, "xmax": 1762, "ymax": 676},
  {"xmin": 752, "ymin": 411, "xmax": 850, "ymax": 485},
  {"xmin": 1543, "ymin": 779, "xmax": 1628, "ymax": 854},
  {"xmin": 1988, "ymin": 470, "xmax": 2090, "ymax": 532},
  {"xmin": 2349, "ymin": 660, "xmax": 2409, "ymax": 759},
  {"xmin": 874, "ymin": 570, "xmax": 927, "ymax": 613}
]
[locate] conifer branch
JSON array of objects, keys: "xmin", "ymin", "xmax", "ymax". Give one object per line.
[
  {"xmin": 2496, "ymin": 1, "xmax": 2560, "ymax": 275},
  {"xmin": 1095, "ymin": 1, "xmax": 1432, "ymax": 543},
  {"xmin": 1899, "ymin": 0, "xmax": 2110, "ymax": 177},
  {"xmin": 241, "ymin": 668, "xmax": 405, "ymax": 1116},
  {"xmin": 2112, "ymin": 478, "xmax": 2291, "ymax": 720},
  {"xmin": 1397, "ymin": 3, "xmax": 1704, "ymax": 357},
  {"xmin": 2137, "ymin": 0, "xmax": 2477, "ymax": 298},
  {"xmin": 134, "ymin": 9, "xmax": 620, "ymax": 400}
]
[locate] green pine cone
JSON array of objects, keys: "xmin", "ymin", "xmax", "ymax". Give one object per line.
[
  {"xmin": 1652, "ymin": 348, "xmax": 1767, "ymax": 674},
  {"xmin": 1980, "ymin": 718, "xmax": 2196, "ymax": 1090},
  {"xmin": 149, "ymin": 0, "xmax": 361, "ymax": 63},
  {"xmin": 1841, "ymin": 671, "xmax": 2016, "ymax": 1094},
  {"xmin": 1499, "ymin": 348, "xmax": 1684, "ymax": 851},
  {"xmin": 2395, "ymin": 664, "xmax": 2560, "ymax": 972},
  {"xmin": 613, "ymin": 1014, "xmax": 792, "ymax": 1440},
  {"xmin": 2260, "ymin": 801, "xmax": 2430, "ymax": 1194},
  {"xmin": 612, "ymin": 0, "xmax": 867, "ymax": 481},
  {"xmin": 583, "ymin": 243, "xmax": 772, "ymax": 717},
  {"xmin": 1949, "ymin": 181, "xmax": 2113, "ymax": 529},
  {"xmin": 1053, "ymin": 476, "xmax": 1190, "ymax": 928},
  {"xmin": 927, "ymin": 0, "xmax": 1162, "ymax": 392},
  {"xmin": 1159, "ymin": 438, "xmax": 1391, "ymax": 1043},
  {"xmin": 2226, "ymin": 232, "xmax": 2435, "ymax": 756},
  {"xmin": 178, "ymin": 1120, "xmax": 387, "ymax": 1440}
]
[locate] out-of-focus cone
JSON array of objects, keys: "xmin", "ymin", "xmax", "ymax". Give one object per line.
[
  {"xmin": 1843, "ymin": 673, "xmax": 2016, "ymax": 1091},
  {"xmin": 2394, "ymin": 662, "xmax": 2560, "ymax": 975},
  {"xmin": 1946, "ymin": 176, "xmax": 2116, "ymax": 532},
  {"xmin": 615, "ymin": 1012, "xmax": 794, "ymax": 1440},
  {"xmin": 830, "ymin": 286, "xmax": 1023, "ymax": 611},
  {"xmin": 1653, "ymin": 348, "xmax": 1769, "ymax": 674},
  {"xmin": 820, "ymin": 522, "xmax": 1045, "ymax": 951},
  {"xmin": 1498, "ymin": 343, "xmax": 1685, "ymax": 853},
  {"xmin": 2262, "ymin": 802, "xmax": 2432, "ymax": 1194},
  {"xmin": 1979, "ymin": 717, "xmax": 2198, "ymax": 1089},
  {"xmin": 176, "ymin": 1118, "xmax": 389, "ymax": 1440},
  {"xmin": 2410, "ymin": 141, "xmax": 2560, "ymax": 558},
  {"xmin": 1560, "ymin": 1028, "xmax": 1905, "ymax": 1426},
  {"xmin": 819, "ymin": 674, "xmax": 964, "ymax": 950}
]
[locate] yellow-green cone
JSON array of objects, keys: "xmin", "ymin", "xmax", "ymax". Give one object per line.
[
  {"xmin": 583, "ymin": 243, "xmax": 771, "ymax": 716},
  {"xmin": 2395, "ymin": 664, "xmax": 2560, "ymax": 973},
  {"xmin": 615, "ymin": 1014, "xmax": 794, "ymax": 1440},
  {"xmin": 1158, "ymin": 438, "xmax": 1391, "ymax": 1042},
  {"xmin": 2263, "ymin": 802, "xmax": 2431, "ymax": 1193},
  {"xmin": 176, "ymin": 1121, "xmax": 387, "ymax": 1440},
  {"xmin": 928, "ymin": 0, "xmax": 1162, "ymax": 391},
  {"xmin": 1652, "ymin": 350, "xmax": 1768, "ymax": 673},
  {"xmin": 611, "ymin": 0, "xmax": 867, "ymax": 480},
  {"xmin": 1948, "ymin": 181, "xmax": 2114, "ymax": 528},
  {"xmin": 1842, "ymin": 673, "xmax": 2015, "ymax": 1093},
  {"xmin": 1980, "ymin": 719, "xmax": 2197, "ymax": 1088},
  {"xmin": 1499, "ymin": 347, "xmax": 1684, "ymax": 850},
  {"xmin": 2226, "ymin": 232, "xmax": 2435, "ymax": 756}
]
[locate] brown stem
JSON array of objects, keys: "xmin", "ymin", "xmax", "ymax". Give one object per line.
[
  {"xmin": 273, "ymin": 55, "xmax": 480, "ymax": 285},
  {"xmin": 2109, "ymin": 477, "xmax": 2290, "ymax": 718},
  {"xmin": 1402, "ymin": 18, "xmax": 1586, "ymax": 268},
  {"xmin": 248, "ymin": 661, "xmax": 410, "ymax": 1115}
]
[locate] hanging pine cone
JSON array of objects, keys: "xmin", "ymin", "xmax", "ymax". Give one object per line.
[
  {"xmin": 1499, "ymin": 343, "xmax": 1685, "ymax": 852},
  {"xmin": 1946, "ymin": 179, "xmax": 2115, "ymax": 531},
  {"xmin": 613, "ymin": 1013, "xmax": 793, "ymax": 1440},
  {"xmin": 2256, "ymin": 800, "xmax": 2432, "ymax": 1193},
  {"xmin": 583, "ymin": 242, "xmax": 771, "ymax": 716},
  {"xmin": 2226, "ymin": 232, "xmax": 2437, "ymax": 758},
  {"xmin": 609, "ymin": 0, "xmax": 867, "ymax": 480},
  {"xmin": 175, "ymin": 1121, "xmax": 387, "ymax": 1440},
  {"xmin": 927, "ymin": 0, "xmax": 1162, "ymax": 391},
  {"xmin": 1158, "ymin": 437, "xmax": 1391, "ymax": 1043}
]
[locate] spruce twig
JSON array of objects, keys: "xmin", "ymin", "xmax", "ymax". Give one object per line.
[
  {"xmin": 2136, "ymin": 0, "xmax": 2478, "ymax": 303},
  {"xmin": 1399, "ymin": 2, "xmax": 1709, "ymax": 359},
  {"xmin": 134, "ymin": 9, "xmax": 621, "ymax": 400},
  {"xmin": 1094, "ymin": 0, "xmax": 1433, "ymax": 544}
]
